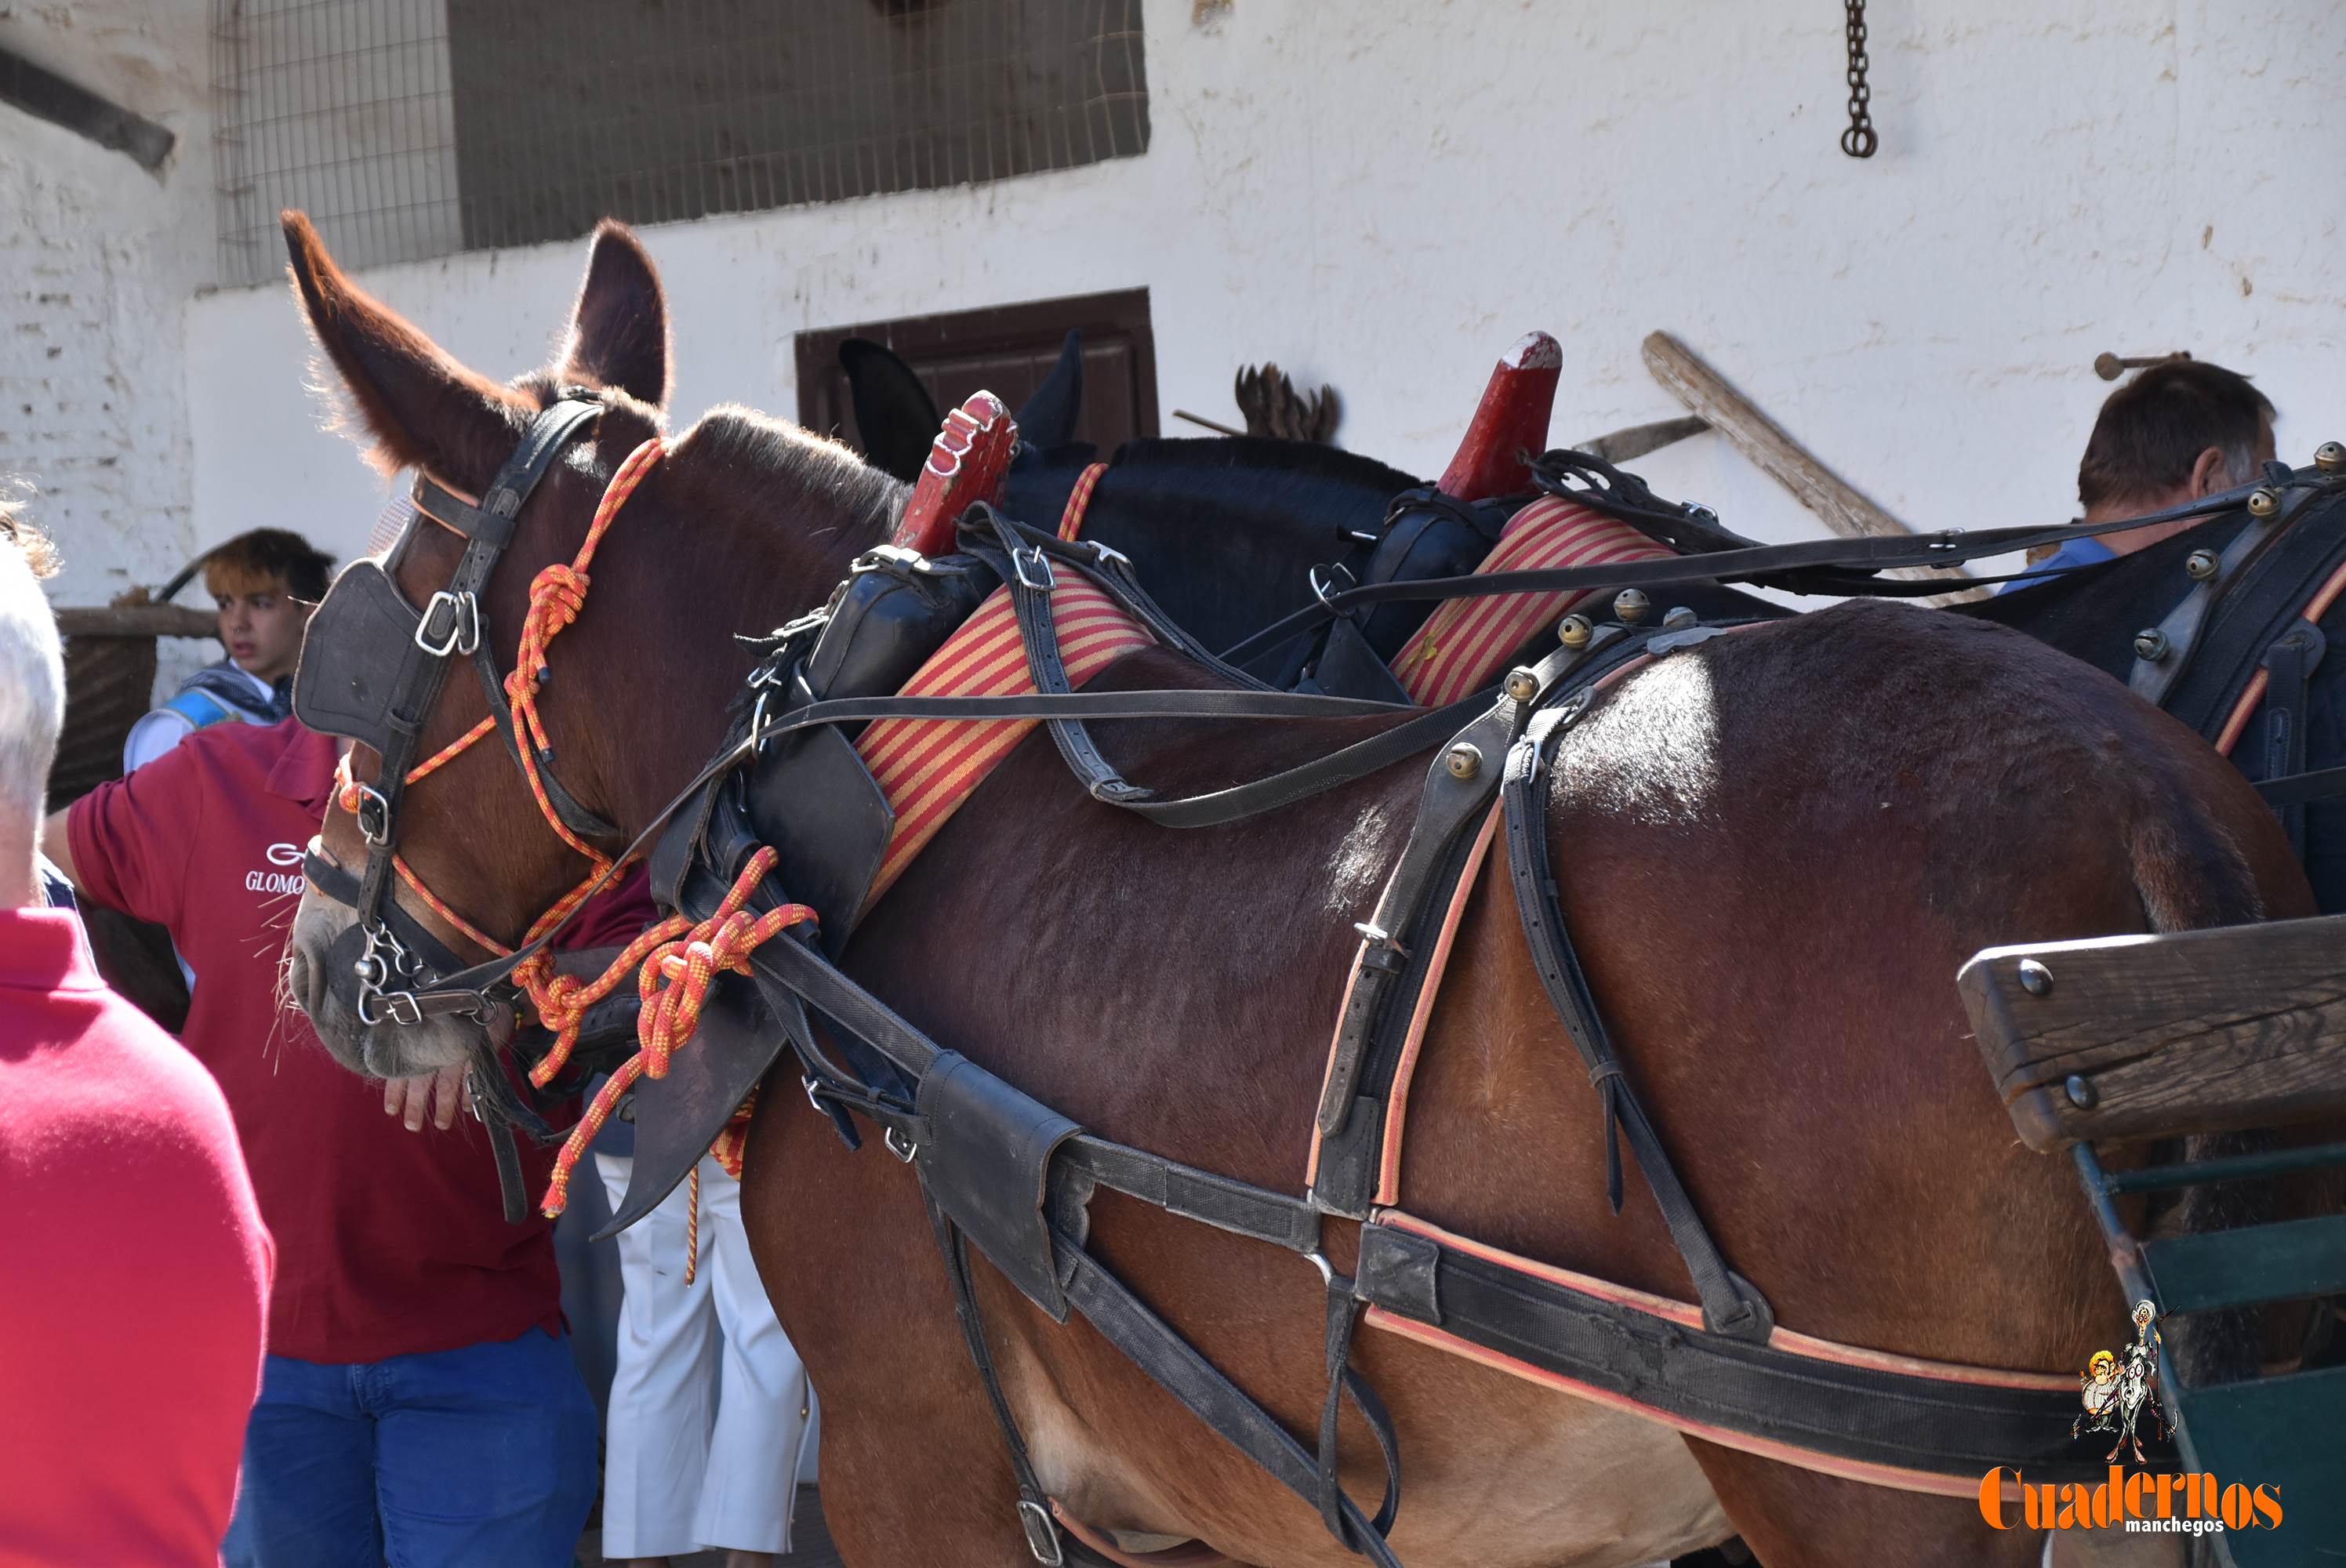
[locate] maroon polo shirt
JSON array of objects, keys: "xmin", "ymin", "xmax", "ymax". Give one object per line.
[
  {"xmin": 68, "ymin": 718, "xmax": 648, "ymax": 1365},
  {"xmin": 0, "ymin": 904, "xmax": 271, "ymax": 1563}
]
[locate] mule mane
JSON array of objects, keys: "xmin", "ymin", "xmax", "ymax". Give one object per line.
[
  {"xmin": 670, "ymin": 403, "xmax": 908, "ymax": 549},
  {"xmin": 1113, "ymin": 435, "xmax": 1421, "ymax": 499}
]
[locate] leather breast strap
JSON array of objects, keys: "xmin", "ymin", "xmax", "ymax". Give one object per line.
[
  {"xmin": 1309, "ymin": 626, "xmax": 1651, "ymax": 1221},
  {"xmin": 1500, "ymin": 627, "xmax": 1772, "ymax": 1340}
]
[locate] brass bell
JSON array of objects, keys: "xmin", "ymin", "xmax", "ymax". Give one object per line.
[
  {"xmin": 2247, "ymin": 487, "xmax": 2280, "ymax": 520},
  {"xmin": 1612, "ymin": 589, "xmax": 1651, "ymax": 624},
  {"xmin": 1445, "ymin": 742, "xmax": 1482, "ymax": 780},
  {"xmin": 1661, "ymin": 606, "xmax": 1700, "ymax": 630},
  {"xmin": 1557, "ymin": 614, "xmax": 1594, "ymax": 648},
  {"xmin": 2317, "ymin": 441, "xmax": 2345, "ymax": 474},
  {"xmin": 2134, "ymin": 627, "xmax": 2170, "ymax": 662},
  {"xmin": 1502, "ymin": 667, "xmax": 1541, "ymax": 704},
  {"xmin": 2184, "ymin": 549, "xmax": 2220, "ymax": 582}
]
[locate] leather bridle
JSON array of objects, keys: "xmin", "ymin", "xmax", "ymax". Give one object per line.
[{"xmin": 295, "ymin": 396, "xmax": 623, "ymax": 1029}]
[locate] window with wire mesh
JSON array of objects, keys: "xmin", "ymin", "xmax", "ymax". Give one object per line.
[{"xmin": 211, "ymin": 0, "xmax": 1149, "ymax": 288}]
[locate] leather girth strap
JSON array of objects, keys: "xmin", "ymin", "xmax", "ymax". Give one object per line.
[{"xmin": 1498, "ymin": 629, "xmax": 1771, "ymax": 1340}]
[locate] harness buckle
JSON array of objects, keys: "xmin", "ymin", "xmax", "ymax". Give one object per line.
[
  {"xmin": 381, "ymin": 990, "xmax": 425, "ymax": 1028},
  {"xmin": 353, "ymin": 783, "xmax": 394, "ymax": 847},
  {"xmin": 1012, "ymin": 543, "xmax": 1056, "ymax": 593},
  {"xmin": 1087, "ymin": 538, "xmax": 1133, "ymax": 573},
  {"xmin": 415, "ymin": 589, "xmax": 481, "ymax": 657},
  {"xmin": 884, "ymin": 1125, "xmax": 919, "ymax": 1163},
  {"xmin": 1312, "ymin": 561, "xmax": 1358, "ymax": 615},
  {"xmin": 1015, "ymin": 1499, "xmax": 1065, "ymax": 1567}
]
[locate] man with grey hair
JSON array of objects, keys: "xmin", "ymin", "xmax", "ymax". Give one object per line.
[{"xmin": 0, "ymin": 506, "xmax": 273, "ymax": 1563}]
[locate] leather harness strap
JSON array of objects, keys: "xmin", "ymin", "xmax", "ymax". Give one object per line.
[
  {"xmin": 1499, "ymin": 628, "xmax": 1771, "ymax": 1340},
  {"xmin": 635, "ymin": 532, "xmax": 2128, "ymax": 1560}
]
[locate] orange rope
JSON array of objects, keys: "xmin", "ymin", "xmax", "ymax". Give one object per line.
[
  {"xmin": 333, "ymin": 434, "xmax": 670, "ymax": 1023},
  {"xmin": 1057, "ymin": 461, "xmax": 1109, "ymax": 542},
  {"xmin": 685, "ymin": 1164, "xmax": 702, "ymax": 1286},
  {"xmin": 537, "ymin": 848, "xmax": 815, "ymax": 1219}
]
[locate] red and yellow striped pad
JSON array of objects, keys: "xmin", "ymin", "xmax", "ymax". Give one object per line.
[
  {"xmin": 855, "ymin": 577, "xmax": 1153, "ymax": 910},
  {"xmin": 1391, "ymin": 497, "xmax": 1672, "ymax": 706}
]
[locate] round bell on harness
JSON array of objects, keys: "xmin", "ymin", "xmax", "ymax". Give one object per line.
[
  {"xmin": 2246, "ymin": 486, "xmax": 2281, "ymax": 520},
  {"xmin": 2316, "ymin": 441, "xmax": 2345, "ymax": 474},
  {"xmin": 2184, "ymin": 550, "xmax": 2221, "ymax": 583},
  {"xmin": 1612, "ymin": 589, "xmax": 1651, "ymax": 624},
  {"xmin": 1556, "ymin": 614, "xmax": 1594, "ymax": 648}
]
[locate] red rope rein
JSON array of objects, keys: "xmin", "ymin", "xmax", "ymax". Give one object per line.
[{"xmin": 536, "ymin": 847, "xmax": 815, "ymax": 1221}]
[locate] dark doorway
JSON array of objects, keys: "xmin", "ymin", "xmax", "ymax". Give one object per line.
[{"xmin": 795, "ymin": 288, "xmax": 1158, "ymax": 456}]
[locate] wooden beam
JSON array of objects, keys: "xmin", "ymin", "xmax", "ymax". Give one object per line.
[
  {"xmin": 1959, "ymin": 914, "xmax": 2346, "ymax": 1152},
  {"xmin": 1641, "ymin": 332, "xmax": 1985, "ymax": 602},
  {"xmin": 55, "ymin": 604, "xmax": 219, "ymax": 639},
  {"xmin": 0, "ymin": 45, "xmax": 174, "ymax": 172}
]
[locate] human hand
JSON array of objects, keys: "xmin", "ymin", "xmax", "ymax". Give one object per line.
[{"xmin": 384, "ymin": 1064, "xmax": 473, "ymax": 1131}]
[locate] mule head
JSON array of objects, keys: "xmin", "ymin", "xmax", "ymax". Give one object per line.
[
  {"xmin": 280, "ymin": 210, "xmax": 674, "ymax": 1077},
  {"xmin": 278, "ymin": 212, "xmax": 905, "ymax": 1080}
]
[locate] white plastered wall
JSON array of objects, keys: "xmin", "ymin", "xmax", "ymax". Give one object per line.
[
  {"xmin": 27, "ymin": 0, "xmax": 2346, "ymax": 600},
  {"xmin": 2, "ymin": 0, "xmax": 215, "ymax": 628}
]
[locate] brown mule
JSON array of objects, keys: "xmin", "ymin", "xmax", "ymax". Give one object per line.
[{"xmin": 277, "ymin": 215, "xmax": 2309, "ymax": 1566}]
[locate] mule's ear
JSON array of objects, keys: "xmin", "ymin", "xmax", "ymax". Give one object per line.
[
  {"xmin": 559, "ymin": 220, "xmax": 670, "ymax": 409},
  {"xmin": 1015, "ymin": 329, "xmax": 1085, "ymax": 450},
  {"xmin": 840, "ymin": 338, "xmax": 940, "ymax": 482},
  {"xmin": 281, "ymin": 210, "xmax": 522, "ymax": 481}
]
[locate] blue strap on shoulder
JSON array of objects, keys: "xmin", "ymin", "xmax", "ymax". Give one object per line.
[{"xmin": 162, "ymin": 689, "xmax": 236, "ymax": 731}]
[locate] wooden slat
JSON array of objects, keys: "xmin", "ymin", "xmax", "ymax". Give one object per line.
[
  {"xmin": 2141, "ymin": 1214, "xmax": 2346, "ymax": 1314},
  {"xmin": 1640, "ymin": 332, "xmax": 1986, "ymax": 605},
  {"xmin": 1958, "ymin": 916, "xmax": 2346, "ymax": 1151},
  {"xmin": 55, "ymin": 603, "xmax": 220, "ymax": 638},
  {"xmin": 1577, "ymin": 415, "xmax": 1710, "ymax": 466}
]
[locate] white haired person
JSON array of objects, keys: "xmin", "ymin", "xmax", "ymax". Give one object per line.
[{"xmin": 0, "ymin": 503, "xmax": 272, "ymax": 1563}]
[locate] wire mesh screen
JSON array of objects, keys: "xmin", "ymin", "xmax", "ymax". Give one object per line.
[{"xmin": 211, "ymin": 0, "xmax": 1149, "ymax": 288}]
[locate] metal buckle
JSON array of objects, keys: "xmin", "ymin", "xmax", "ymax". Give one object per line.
[
  {"xmin": 1312, "ymin": 561, "xmax": 1357, "ymax": 613},
  {"xmin": 353, "ymin": 783, "xmax": 394, "ymax": 847},
  {"xmin": 1012, "ymin": 543, "xmax": 1055, "ymax": 593},
  {"xmin": 382, "ymin": 990, "xmax": 425, "ymax": 1027},
  {"xmin": 414, "ymin": 588, "xmax": 481, "ymax": 657},
  {"xmin": 884, "ymin": 1126, "xmax": 918, "ymax": 1163},
  {"xmin": 1087, "ymin": 538, "xmax": 1132, "ymax": 573},
  {"xmin": 1015, "ymin": 1499, "xmax": 1064, "ymax": 1567}
]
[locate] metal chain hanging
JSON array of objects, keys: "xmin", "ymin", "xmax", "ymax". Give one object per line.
[{"xmin": 1841, "ymin": 0, "xmax": 1877, "ymax": 158}]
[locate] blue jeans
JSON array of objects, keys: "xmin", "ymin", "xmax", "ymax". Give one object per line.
[{"xmin": 222, "ymin": 1328, "xmax": 598, "ymax": 1568}]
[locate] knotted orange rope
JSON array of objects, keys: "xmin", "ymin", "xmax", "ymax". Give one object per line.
[
  {"xmin": 336, "ymin": 434, "xmax": 667, "ymax": 975},
  {"xmin": 537, "ymin": 847, "xmax": 815, "ymax": 1229}
]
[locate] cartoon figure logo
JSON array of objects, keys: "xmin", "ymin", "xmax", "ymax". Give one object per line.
[{"xmin": 2072, "ymin": 1301, "xmax": 2170, "ymax": 1463}]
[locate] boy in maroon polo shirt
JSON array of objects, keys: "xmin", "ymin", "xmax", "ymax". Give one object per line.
[
  {"xmin": 44, "ymin": 714, "xmax": 633, "ymax": 1567},
  {"xmin": 1, "ymin": 516, "xmax": 272, "ymax": 1564}
]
